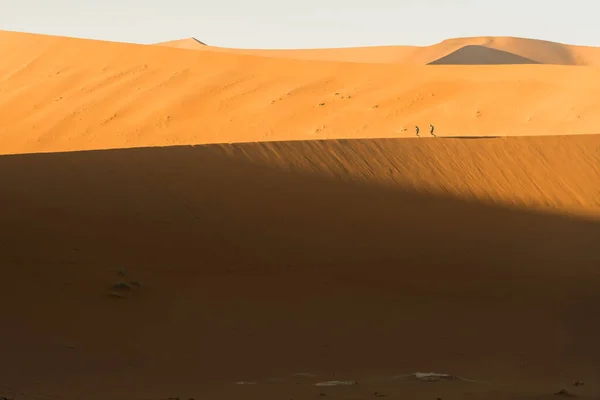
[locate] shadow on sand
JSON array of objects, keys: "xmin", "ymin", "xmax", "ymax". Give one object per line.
[
  {"xmin": 427, "ymin": 45, "xmax": 540, "ymax": 65},
  {"xmin": 0, "ymin": 139, "xmax": 599, "ymax": 399}
]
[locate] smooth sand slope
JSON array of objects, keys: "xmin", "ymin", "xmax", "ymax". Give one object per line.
[
  {"xmin": 1, "ymin": 136, "xmax": 600, "ymax": 400},
  {"xmin": 157, "ymin": 35, "xmax": 600, "ymax": 65},
  {"xmin": 2, "ymin": 30, "xmax": 600, "ymax": 156}
]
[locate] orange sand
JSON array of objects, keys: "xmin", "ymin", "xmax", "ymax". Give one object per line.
[
  {"xmin": 1, "ymin": 29, "xmax": 600, "ymax": 400},
  {"xmin": 3, "ymin": 30, "xmax": 600, "ymax": 156}
]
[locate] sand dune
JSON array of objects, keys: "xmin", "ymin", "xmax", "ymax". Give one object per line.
[
  {"xmin": 2, "ymin": 29, "xmax": 600, "ymax": 399},
  {"xmin": 157, "ymin": 35, "xmax": 600, "ymax": 66},
  {"xmin": 2, "ymin": 30, "xmax": 600, "ymax": 156},
  {"xmin": 155, "ymin": 37, "xmax": 207, "ymax": 49},
  {"xmin": 429, "ymin": 36, "xmax": 600, "ymax": 65},
  {"xmin": 1, "ymin": 137, "xmax": 599, "ymax": 399},
  {"xmin": 428, "ymin": 45, "xmax": 540, "ymax": 65}
]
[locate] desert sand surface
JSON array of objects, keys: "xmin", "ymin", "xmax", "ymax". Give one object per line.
[
  {"xmin": 1, "ymin": 29, "xmax": 600, "ymax": 400},
  {"xmin": 4, "ymin": 30, "xmax": 600, "ymax": 156}
]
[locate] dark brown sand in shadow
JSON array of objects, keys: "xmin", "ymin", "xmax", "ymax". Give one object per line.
[{"xmin": 0, "ymin": 136, "xmax": 599, "ymax": 399}]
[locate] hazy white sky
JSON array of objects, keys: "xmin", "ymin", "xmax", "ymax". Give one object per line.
[{"xmin": 1, "ymin": 0, "xmax": 598, "ymax": 49}]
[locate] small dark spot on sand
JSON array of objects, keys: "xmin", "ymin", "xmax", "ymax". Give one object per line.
[
  {"xmin": 112, "ymin": 281, "xmax": 132, "ymax": 290},
  {"xmin": 555, "ymin": 389, "xmax": 576, "ymax": 397}
]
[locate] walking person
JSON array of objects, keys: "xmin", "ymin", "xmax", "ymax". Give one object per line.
[
  {"xmin": 415, "ymin": 125, "xmax": 420, "ymax": 137},
  {"xmin": 430, "ymin": 124, "xmax": 436, "ymax": 137}
]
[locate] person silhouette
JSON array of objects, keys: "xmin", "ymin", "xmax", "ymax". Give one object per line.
[
  {"xmin": 415, "ymin": 125, "xmax": 420, "ymax": 137},
  {"xmin": 430, "ymin": 124, "xmax": 436, "ymax": 137}
]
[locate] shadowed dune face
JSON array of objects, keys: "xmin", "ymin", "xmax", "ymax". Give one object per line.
[
  {"xmin": 436, "ymin": 36, "xmax": 581, "ymax": 65},
  {"xmin": 1, "ymin": 137, "xmax": 599, "ymax": 399},
  {"xmin": 428, "ymin": 45, "xmax": 540, "ymax": 65}
]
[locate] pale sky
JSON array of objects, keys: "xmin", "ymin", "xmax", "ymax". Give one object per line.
[{"xmin": 1, "ymin": 0, "xmax": 598, "ymax": 49}]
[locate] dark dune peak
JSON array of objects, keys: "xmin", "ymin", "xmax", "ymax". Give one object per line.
[{"xmin": 428, "ymin": 45, "xmax": 540, "ymax": 65}]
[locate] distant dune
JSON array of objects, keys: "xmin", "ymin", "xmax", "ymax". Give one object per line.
[
  {"xmin": 429, "ymin": 36, "xmax": 592, "ymax": 65},
  {"xmin": 157, "ymin": 35, "xmax": 600, "ymax": 65},
  {"xmin": 155, "ymin": 37, "xmax": 207, "ymax": 49},
  {"xmin": 2, "ymin": 30, "xmax": 600, "ymax": 156},
  {"xmin": 428, "ymin": 45, "xmax": 540, "ymax": 65},
  {"xmin": 1, "ymin": 28, "xmax": 600, "ymax": 400}
]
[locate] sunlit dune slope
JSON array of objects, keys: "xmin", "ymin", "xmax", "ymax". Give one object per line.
[
  {"xmin": 158, "ymin": 35, "xmax": 600, "ymax": 66},
  {"xmin": 2, "ymin": 30, "xmax": 600, "ymax": 155},
  {"xmin": 155, "ymin": 37, "xmax": 207, "ymax": 49},
  {"xmin": 1, "ymin": 136, "xmax": 599, "ymax": 399}
]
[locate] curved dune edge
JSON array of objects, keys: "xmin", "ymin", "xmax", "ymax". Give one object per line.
[
  {"xmin": 1, "ymin": 137, "xmax": 599, "ymax": 399},
  {"xmin": 2, "ymin": 30, "xmax": 600, "ymax": 156}
]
